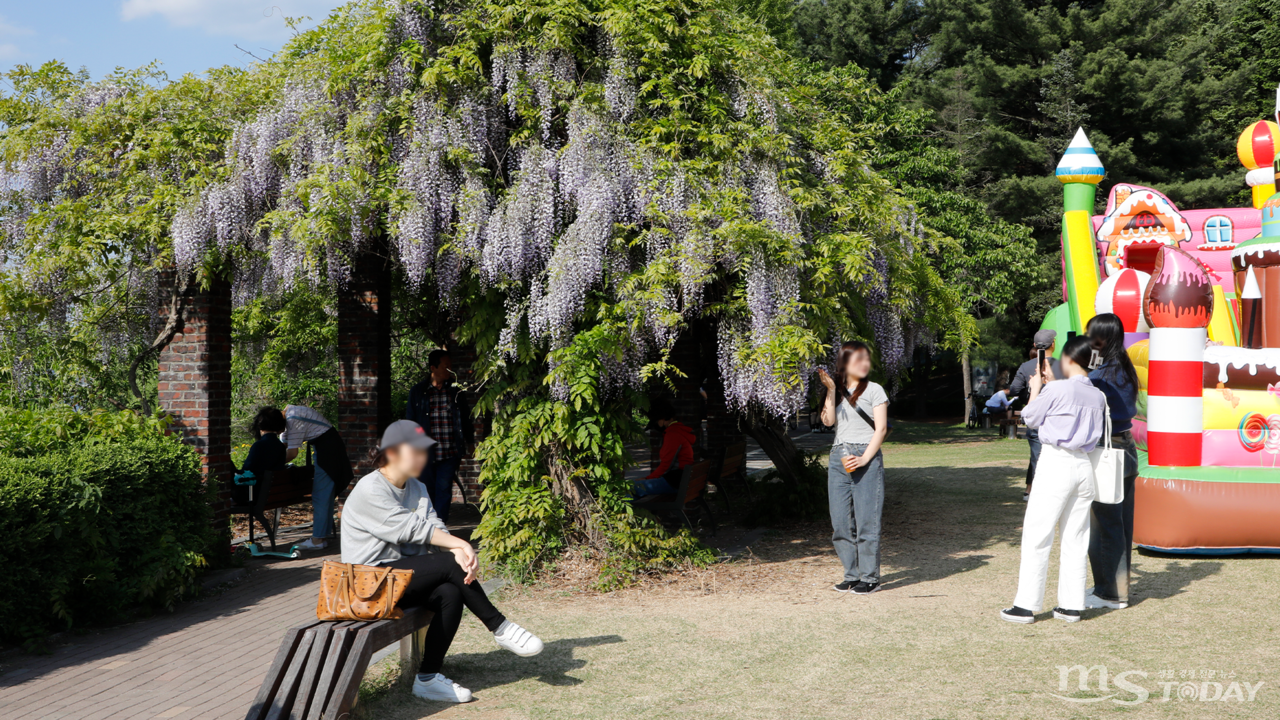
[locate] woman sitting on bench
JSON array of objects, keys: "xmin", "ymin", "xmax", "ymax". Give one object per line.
[
  {"xmin": 232, "ymin": 408, "xmax": 288, "ymax": 505},
  {"xmin": 341, "ymin": 420, "xmax": 544, "ymax": 704}
]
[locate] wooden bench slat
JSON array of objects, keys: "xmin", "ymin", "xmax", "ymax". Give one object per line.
[
  {"xmin": 288, "ymin": 624, "xmax": 333, "ymax": 720},
  {"xmin": 321, "ymin": 629, "xmax": 374, "ymax": 720},
  {"xmin": 245, "ymin": 622, "xmax": 324, "ymax": 720},
  {"xmin": 265, "ymin": 625, "xmax": 319, "ymax": 720},
  {"xmin": 305, "ymin": 622, "xmax": 356, "ymax": 720}
]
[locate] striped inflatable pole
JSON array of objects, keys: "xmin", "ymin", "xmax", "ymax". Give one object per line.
[{"xmin": 1146, "ymin": 327, "xmax": 1206, "ymax": 466}]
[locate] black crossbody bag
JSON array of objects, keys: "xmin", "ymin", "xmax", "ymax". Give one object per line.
[{"xmin": 838, "ymin": 384, "xmax": 879, "ymax": 430}]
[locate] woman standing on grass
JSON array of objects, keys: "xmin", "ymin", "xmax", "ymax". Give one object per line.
[
  {"xmin": 1084, "ymin": 313, "xmax": 1140, "ymax": 611},
  {"xmin": 1001, "ymin": 335, "xmax": 1107, "ymax": 624},
  {"xmin": 817, "ymin": 341, "xmax": 890, "ymax": 595},
  {"xmin": 341, "ymin": 420, "xmax": 544, "ymax": 704}
]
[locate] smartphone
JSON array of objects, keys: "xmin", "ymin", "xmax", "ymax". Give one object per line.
[{"xmin": 1037, "ymin": 348, "xmax": 1046, "ymax": 374}]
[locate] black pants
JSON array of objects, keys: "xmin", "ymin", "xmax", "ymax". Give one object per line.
[
  {"xmin": 1088, "ymin": 433, "xmax": 1140, "ymax": 603},
  {"xmin": 386, "ymin": 553, "xmax": 506, "ymax": 675},
  {"xmin": 1025, "ymin": 428, "xmax": 1041, "ymax": 488}
]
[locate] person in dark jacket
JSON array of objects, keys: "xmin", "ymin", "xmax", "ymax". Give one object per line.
[
  {"xmin": 1009, "ymin": 330, "xmax": 1062, "ymax": 500},
  {"xmin": 1084, "ymin": 313, "xmax": 1141, "ymax": 611},
  {"xmin": 406, "ymin": 349, "xmax": 475, "ymax": 524},
  {"xmin": 632, "ymin": 400, "xmax": 696, "ymax": 498},
  {"xmin": 233, "ymin": 407, "xmax": 289, "ymax": 505}
]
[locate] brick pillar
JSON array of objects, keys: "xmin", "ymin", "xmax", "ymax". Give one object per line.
[
  {"xmin": 696, "ymin": 318, "xmax": 743, "ymax": 456},
  {"xmin": 447, "ymin": 342, "xmax": 487, "ymax": 505},
  {"xmin": 338, "ymin": 251, "xmax": 393, "ymax": 478},
  {"xmin": 157, "ymin": 272, "xmax": 233, "ymax": 541},
  {"xmin": 650, "ymin": 320, "xmax": 745, "ymax": 468}
]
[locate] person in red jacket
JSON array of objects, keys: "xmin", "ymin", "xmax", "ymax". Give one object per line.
[{"xmin": 633, "ymin": 401, "xmax": 696, "ymax": 498}]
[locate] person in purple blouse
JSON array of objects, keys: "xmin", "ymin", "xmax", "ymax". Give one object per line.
[{"xmin": 1001, "ymin": 336, "xmax": 1107, "ymax": 624}]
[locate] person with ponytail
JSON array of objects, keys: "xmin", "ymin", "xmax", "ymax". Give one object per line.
[
  {"xmin": 817, "ymin": 341, "xmax": 889, "ymax": 594},
  {"xmin": 1001, "ymin": 335, "xmax": 1107, "ymax": 624},
  {"xmin": 1084, "ymin": 313, "xmax": 1140, "ymax": 611}
]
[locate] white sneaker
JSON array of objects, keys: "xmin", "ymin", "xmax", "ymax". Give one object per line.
[
  {"xmin": 494, "ymin": 622, "xmax": 544, "ymax": 657},
  {"xmin": 1085, "ymin": 592, "xmax": 1128, "ymax": 609},
  {"xmin": 412, "ymin": 673, "xmax": 472, "ymax": 703},
  {"xmin": 297, "ymin": 537, "xmax": 327, "ymax": 551}
]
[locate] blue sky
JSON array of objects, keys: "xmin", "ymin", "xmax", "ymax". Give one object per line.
[{"xmin": 0, "ymin": 1, "xmax": 348, "ymax": 80}]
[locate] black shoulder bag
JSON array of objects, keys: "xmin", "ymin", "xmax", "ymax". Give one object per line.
[{"xmin": 839, "ymin": 385, "xmax": 879, "ymax": 430}]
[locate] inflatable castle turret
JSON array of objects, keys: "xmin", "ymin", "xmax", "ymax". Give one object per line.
[
  {"xmin": 1237, "ymin": 120, "xmax": 1278, "ymax": 209},
  {"xmin": 1041, "ymin": 112, "xmax": 1280, "ymax": 554}
]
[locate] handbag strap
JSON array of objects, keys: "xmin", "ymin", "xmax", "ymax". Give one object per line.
[
  {"xmin": 1098, "ymin": 389, "xmax": 1112, "ymax": 451},
  {"xmin": 838, "ymin": 384, "xmax": 877, "ymax": 429},
  {"xmin": 348, "ymin": 563, "xmax": 394, "ymax": 601}
]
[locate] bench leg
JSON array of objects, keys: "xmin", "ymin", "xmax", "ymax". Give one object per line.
[
  {"xmin": 397, "ymin": 626, "xmax": 429, "ymax": 689},
  {"xmin": 251, "ymin": 510, "xmax": 277, "ymax": 550}
]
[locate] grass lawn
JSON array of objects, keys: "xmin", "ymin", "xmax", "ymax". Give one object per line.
[{"xmin": 359, "ymin": 422, "xmax": 1278, "ymax": 719}]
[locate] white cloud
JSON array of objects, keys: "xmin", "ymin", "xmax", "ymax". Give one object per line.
[
  {"xmin": 0, "ymin": 15, "xmax": 34, "ymax": 61},
  {"xmin": 120, "ymin": 1, "xmax": 339, "ymax": 41}
]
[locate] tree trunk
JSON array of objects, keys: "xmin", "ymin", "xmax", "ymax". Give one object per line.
[
  {"xmin": 744, "ymin": 415, "xmax": 805, "ymax": 485},
  {"xmin": 962, "ymin": 350, "xmax": 973, "ymax": 425},
  {"xmin": 913, "ymin": 346, "xmax": 930, "ymax": 418}
]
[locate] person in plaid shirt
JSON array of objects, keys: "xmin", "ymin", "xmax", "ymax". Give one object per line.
[{"xmin": 406, "ymin": 349, "xmax": 475, "ymax": 523}]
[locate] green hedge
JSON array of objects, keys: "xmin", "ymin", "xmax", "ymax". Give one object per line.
[
  {"xmin": 0, "ymin": 433, "xmax": 211, "ymax": 642},
  {"xmin": 0, "ymin": 405, "xmax": 172, "ymax": 457}
]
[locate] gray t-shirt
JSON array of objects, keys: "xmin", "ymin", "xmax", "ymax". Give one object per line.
[
  {"xmin": 833, "ymin": 381, "xmax": 888, "ymax": 445},
  {"xmin": 340, "ymin": 470, "xmax": 449, "ymax": 566}
]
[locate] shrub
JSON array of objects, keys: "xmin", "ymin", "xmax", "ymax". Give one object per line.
[
  {"xmin": 0, "ymin": 433, "xmax": 211, "ymax": 643},
  {"xmin": 0, "ymin": 405, "xmax": 171, "ymax": 457}
]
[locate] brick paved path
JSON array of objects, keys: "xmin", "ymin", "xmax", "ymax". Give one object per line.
[
  {"xmin": 0, "ymin": 549, "xmax": 330, "ymax": 720},
  {"xmin": 0, "ymin": 429, "xmax": 817, "ymax": 719}
]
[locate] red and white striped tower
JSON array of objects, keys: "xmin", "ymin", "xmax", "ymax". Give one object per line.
[
  {"xmin": 1146, "ymin": 327, "xmax": 1205, "ymax": 466},
  {"xmin": 1144, "ymin": 245, "xmax": 1214, "ymax": 467}
]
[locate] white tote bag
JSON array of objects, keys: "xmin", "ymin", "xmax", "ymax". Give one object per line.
[{"xmin": 1088, "ymin": 398, "xmax": 1125, "ymax": 504}]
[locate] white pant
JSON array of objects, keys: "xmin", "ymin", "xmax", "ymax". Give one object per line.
[{"xmin": 1013, "ymin": 444, "xmax": 1095, "ymax": 612}]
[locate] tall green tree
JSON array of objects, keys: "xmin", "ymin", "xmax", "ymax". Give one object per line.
[{"xmin": 3, "ymin": 0, "xmax": 975, "ymax": 581}]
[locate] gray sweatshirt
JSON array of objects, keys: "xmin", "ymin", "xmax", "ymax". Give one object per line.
[{"xmin": 339, "ymin": 470, "xmax": 448, "ymax": 566}]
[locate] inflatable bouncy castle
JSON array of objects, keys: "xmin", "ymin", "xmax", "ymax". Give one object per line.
[{"xmin": 1046, "ymin": 118, "xmax": 1280, "ymax": 555}]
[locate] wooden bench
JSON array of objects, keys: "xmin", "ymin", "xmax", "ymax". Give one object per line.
[
  {"xmin": 636, "ymin": 460, "xmax": 716, "ymax": 533},
  {"xmin": 245, "ymin": 607, "xmax": 434, "ymax": 720},
  {"xmin": 228, "ymin": 464, "xmax": 315, "ymax": 551}
]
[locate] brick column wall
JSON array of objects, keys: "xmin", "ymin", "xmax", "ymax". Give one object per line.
[
  {"xmin": 448, "ymin": 342, "xmax": 487, "ymax": 505},
  {"xmin": 649, "ymin": 320, "xmax": 743, "ymax": 469},
  {"xmin": 157, "ymin": 273, "xmax": 233, "ymax": 542},
  {"xmin": 338, "ymin": 251, "xmax": 393, "ymax": 479}
]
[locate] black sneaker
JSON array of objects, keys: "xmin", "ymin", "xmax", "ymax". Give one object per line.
[
  {"xmin": 1053, "ymin": 607, "xmax": 1082, "ymax": 622},
  {"xmin": 852, "ymin": 581, "xmax": 880, "ymax": 594},
  {"xmin": 833, "ymin": 580, "xmax": 857, "ymax": 593},
  {"xmin": 1000, "ymin": 606, "xmax": 1035, "ymax": 624}
]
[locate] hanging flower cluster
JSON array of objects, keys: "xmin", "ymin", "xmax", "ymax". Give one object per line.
[{"xmin": 0, "ymin": 0, "xmax": 940, "ymax": 417}]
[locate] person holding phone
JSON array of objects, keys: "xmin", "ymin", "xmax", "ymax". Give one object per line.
[
  {"xmin": 1009, "ymin": 330, "xmax": 1061, "ymax": 500},
  {"xmin": 1000, "ymin": 335, "xmax": 1107, "ymax": 624},
  {"xmin": 341, "ymin": 420, "xmax": 543, "ymax": 703},
  {"xmin": 817, "ymin": 341, "xmax": 890, "ymax": 595}
]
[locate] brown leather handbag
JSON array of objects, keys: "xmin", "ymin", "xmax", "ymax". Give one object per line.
[{"xmin": 316, "ymin": 560, "xmax": 413, "ymax": 621}]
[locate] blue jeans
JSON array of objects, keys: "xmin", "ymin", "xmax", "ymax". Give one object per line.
[
  {"xmin": 423, "ymin": 455, "xmax": 462, "ymax": 524},
  {"xmin": 632, "ymin": 472, "xmax": 678, "ymax": 498},
  {"xmin": 828, "ymin": 443, "xmax": 885, "ymax": 583},
  {"xmin": 312, "ymin": 462, "xmax": 336, "ymax": 539},
  {"xmin": 1025, "ymin": 428, "xmax": 1041, "ymax": 488}
]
